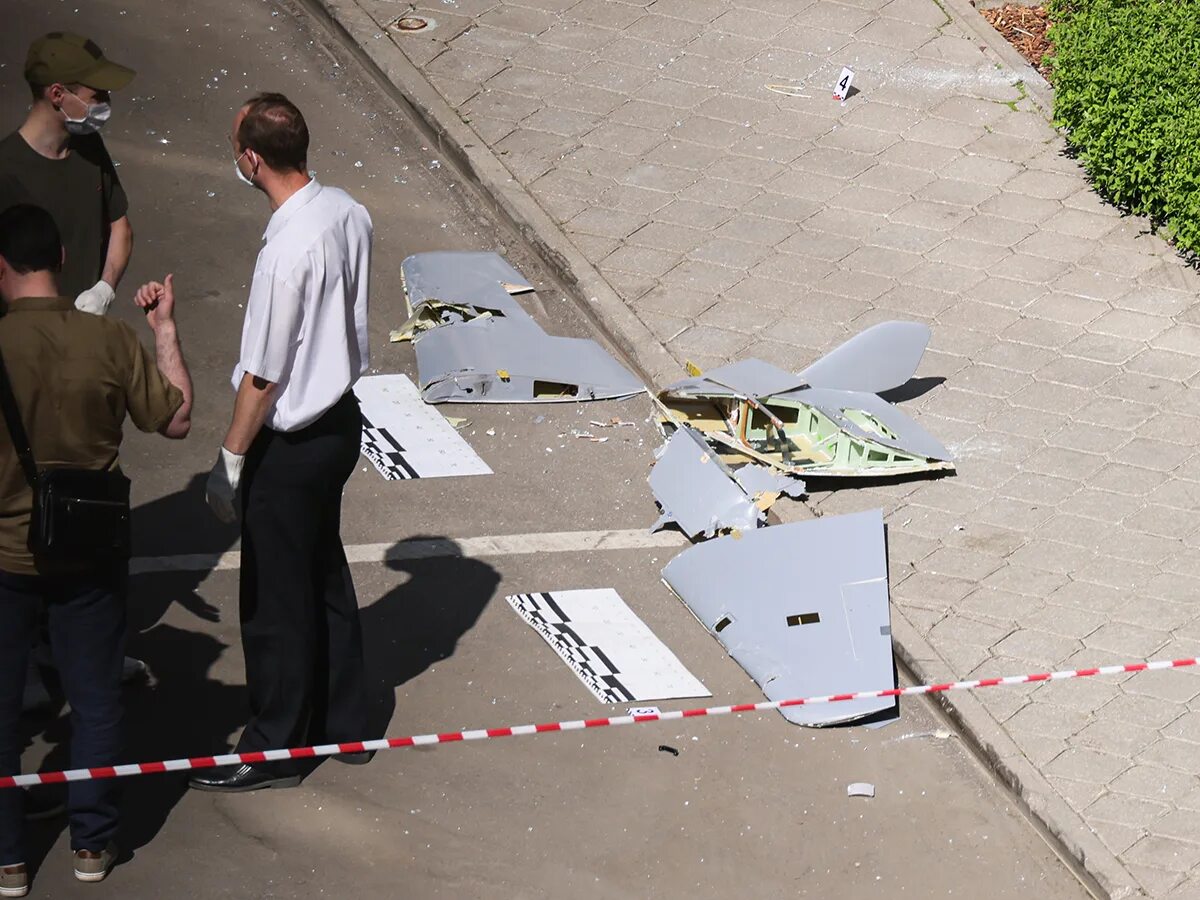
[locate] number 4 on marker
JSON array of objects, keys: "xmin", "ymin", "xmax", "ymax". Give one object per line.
[{"xmin": 833, "ymin": 66, "xmax": 855, "ymax": 101}]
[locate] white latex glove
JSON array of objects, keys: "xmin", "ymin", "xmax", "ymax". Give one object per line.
[
  {"xmin": 74, "ymin": 279, "xmax": 116, "ymax": 316},
  {"xmin": 206, "ymin": 447, "xmax": 245, "ymax": 524}
]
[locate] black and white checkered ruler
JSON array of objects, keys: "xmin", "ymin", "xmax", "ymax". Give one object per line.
[
  {"xmin": 507, "ymin": 589, "xmax": 710, "ymax": 704},
  {"xmin": 357, "ymin": 374, "xmax": 492, "ymax": 480}
]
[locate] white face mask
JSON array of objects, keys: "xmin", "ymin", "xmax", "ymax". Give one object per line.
[
  {"xmin": 61, "ymin": 89, "xmax": 111, "ymax": 135},
  {"xmin": 234, "ymin": 148, "xmax": 257, "ymax": 187}
]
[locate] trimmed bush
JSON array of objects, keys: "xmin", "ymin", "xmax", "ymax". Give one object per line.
[{"xmin": 1048, "ymin": 0, "xmax": 1200, "ymax": 255}]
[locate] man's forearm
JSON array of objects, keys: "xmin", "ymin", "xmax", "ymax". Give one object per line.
[
  {"xmin": 101, "ymin": 216, "xmax": 133, "ymax": 288},
  {"xmin": 224, "ymin": 372, "xmax": 277, "ymax": 455},
  {"xmin": 154, "ymin": 322, "xmax": 193, "ymax": 437}
]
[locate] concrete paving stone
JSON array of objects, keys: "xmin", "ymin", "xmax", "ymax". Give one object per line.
[
  {"xmin": 535, "ymin": 191, "xmax": 590, "ymax": 222},
  {"xmin": 1164, "ymin": 878, "xmax": 1200, "ymax": 900},
  {"xmin": 1045, "ymin": 746, "xmax": 1130, "ymax": 786},
  {"xmin": 922, "ymin": 542, "xmax": 1004, "ymax": 580},
  {"xmin": 599, "ymin": 34, "xmax": 689, "ymax": 71},
  {"xmin": 479, "ymin": 3, "xmax": 558, "ymax": 34},
  {"xmin": 928, "ymin": 237, "xmax": 1014, "ymax": 271},
  {"xmin": 453, "ymin": 24, "xmax": 535, "ymax": 58},
  {"xmin": 678, "ymin": 177, "xmax": 763, "ymax": 208},
  {"xmin": 466, "ymin": 113, "xmax": 520, "ymax": 145},
  {"xmin": 953, "ymin": 214, "xmax": 1037, "ymax": 249},
  {"xmin": 1021, "ymin": 446, "xmax": 1106, "ymax": 482},
  {"xmin": 875, "ymin": 283, "xmax": 956, "ymax": 318},
  {"xmin": 819, "ymin": 123, "xmax": 900, "ymax": 156},
  {"xmin": 1005, "ymin": 537, "xmax": 1097, "ymax": 576},
  {"xmin": 1006, "ymin": 702, "xmax": 1089, "ymax": 741},
  {"xmin": 747, "ymin": 252, "xmax": 838, "ymax": 285},
  {"xmin": 1035, "ymin": 355, "xmax": 1118, "ymax": 390},
  {"xmin": 1128, "ymin": 349, "xmax": 1200, "ymax": 381},
  {"xmin": 721, "ymin": 277, "xmax": 820, "ymax": 314},
  {"xmin": 462, "ymin": 87, "xmax": 545, "ymax": 123},
  {"xmin": 1085, "ymin": 623, "xmax": 1172, "ymax": 660},
  {"xmin": 915, "ymin": 177, "xmax": 1000, "ymax": 209},
  {"xmin": 1152, "ymin": 325, "xmax": 1200, "ymax": 358},
  {"xmin": 602, "ymin": 244, "xmax": 683, "ymax": 279},
  {"xmin": 958, "ymin": 584, "xmax": 1048, "ymax": 624},
  {"xmin": 603, "ymin": 269, "xmax": 659, "ymax": 301},
  {"xmin": 713, "ymin": 215, "xmax": 800, "ymax": 248},
  {"xmin": 565, "ymin": 206, "xmax": 647, "ymax": 239},
  {"xmin": 635, "ymin": 284, "xmax": 719, "ymax": 319},
  {"xmin": 1125, "ymin": 837, "xmax": 1200, "ymax": 874},
  {"xmin": 704, "ymin": 154, "xmax": 787, "ymax": 187},
  {"xmin": 1114, "ymin": 439, "xmax": 1196, "ymax": 475},
  {"xmin": 684, "ymin": 29, "xmax": 767, "ymax": 63},
  {"xmin": 661, "ymin": 259, "xmax": 747, "ymax": 293},
  {"xmin": 987, "ymin": 253, "xmax": 1075, "ymax": 288},
  {"xmin": 637, "ymin": 308, "xmax": 692, "ymax": 344},
  {"xmin": 708, "ymin": 6, "xmax": 792, "ymax": 39},
  {"xmin": 623, "ymin": 12, "xmax": 707, "ymax": 45},
  {"xmin": 487, "ymin": 64, "xmax": 571, "ymax": 99},
  {"xmin": 1081, "ymin": 557, "xmax": 1164, "ymax": 596},
  {"xmin": 1061, "ymin": 332, "xmax": 1145, "ymax": 367},
  {"xmin": 878, "ymin": 138, "xmax": 963, "ymax": 171},
  {"xmin": 626, "ymin": 221, "xmax": 709, "ymax": 254},
  {"xmin": 557, "ymin": 144, "xmax": 637, "ymax": 178},
  {"xmin": 793, "ymin": 146, "xmax": 879, "ymax": 183},
  {"xmin": 917, "ymin": 385, "xmax": 996, "ymax": 424},
  {"xmin": 1102, "ymin": 373, "xmax": 1184, "ymax": 408},
  {"xmin": 1042, "ymin": 207, "xmax": 1122, "ymax": 242},
  {"xmin": 1015, "ymin": 233, "xmax": 1102, "ymax": 267},
  {"xmin": 694, "ymin": 302, "xmax": 774, "ymax": 335},
  {"xmin": 829, "ymin": 185, "xmax": 913, "ymax": 218},
  {"xmin": 1051, "ymin": 271, "xmax": 1134, "ymax": 307},
  {"xmin": 652, "ymin": 198, "xmax": 737, "ymax": 229},
  {"xmin": 645, "ymin": 0, "xmax": 729, "ymax": 23},
  {"xmin": 929, "ymin": 94, "xmax": 1011, "ymax": 127},
  {"xmin": 661, "ymin": 52, "xmax": 743, "ymax": 87},
  {"xmin": 521, "ymin": 104, "xmax": 600, "ymax": 137},
  {"xmin": 763, "ymin": 316, "xmax": 850, "ymax": 351},
  {"xmin": 568, "ymin": 231, "xmax": 622, "ymax": 261},
  {"xmin": 977, "ymin": 190, "xmax": 1063, "ymax": 226},
  {"xmin": 1113, "ymin": 595, "xmax": 1196, "ymax": 637},
  {"xmin": 768, "ymin": 22, "xmax": 852, "ymax": 55},
  {"xmin": 929, "ymin": 610, "xmax": 1010, "ymax": 649},
  {"xmin": 728, "ymin": 133, "xmax": 807, "ymax": 166},
  {"xmin": 694, "ymin": 93, "xmax": 776, "ymax": 127},
  {"xmin": 839, "ymin": 245, "xmax": 924, "ymax": 278},
  {"xmin": 1054, "ymin": 481, "xmax": 1141, "ymax": 520},
  {"xmin": 891, "ymin": 569, "xmax": 977, "ymax": 608},
  {"xmin": 668, "ymin": 115, "xmax": 754, "ymax": 149},
  {"xmin": 1032, "ymin": 669, "xmax": 1119, "ymax": 711},
  {"xmin": 428, "ymin": 71, "xmax": 487, "ymax": 108},
  {"xmin": 1144, "ymin": 261, "xmax": 1200, "ymax": 295},
  {"xmin": 1139, "ymin": 739, "xmax": 1200, "ymax": 776},
  {"xmin": 964, "ymin": 130, "xmax": 1044, "ymax": 163},
  {"xmin": 938, "ymin": 155, "xmax": 1022, "ymax": 188},
  {"xmin": 889, "ymin": 198, "xmax": 974, "ymax": 233},
  {"xmin": 940, "ymin": 520, "xmax": 1027, "ymax": 557},
  {"xmin": 842, "ymin": 101, "xmax": 922, "ymax": 135},
  {"xmin": 1032, "ymin": 512, "xmax": 1116, "ymax": 551},
  {"xmin": 612, "ymin": 162, "xmax": 694, "ymax": 194},
  {"xmin": 1088, "ymin": 308, "xmax": 1172, "ymax": 343},
  {"xmin": 666, "ymin": 323, "xmax": 754, "ymax": 360},
  {"xmin": 1130, "ymin": 866, "xmax": 1188, "ymax": 897},
  {"xmin": 901, "ymin": 260, "xmax": 987, "ymax": 296},
  {"xmin": 1090, "ymin": 462, "xmax": 1171, "ymax": 497},
  {"xmin": 688, "ymin": 236, "xmax": 772, "ymax": 269},
  {"xmin": 794, "ymin": 0, "xmax": 876, "ymax": 31},
  {"xmin": 425, "ymin": 46, "xmax": 510, "ymax": 84},
  {"xmin": 1082, "ymin": 247, "xmax": 1166, "ymax": 280},
  {"xmin": 607, "ymin": 100, "xmax": 689, "ymax": 132},
  {"xmin": 989, "ymin": 107, "xmax": 1055, "ymax": 140},
  {"xmin": 565, "ymin": 0, "xmax": 649, "ymax": 28},
  {"xmin": 855, "ymin": 16, "xmax": 933, "ymax": 50},
  {"xmin": 1143, "ymin": 571, "xmax": 1200, "ymax": 604},
  {"xmin": 1003, "ymin": 169, "xmax": 1093, "ymax": 203},
  {"xmin": 1009, "ymin": 379, "xmax": 1091, "ymax": 415},
  {"xmin": 538, "ymin": 20, "xmax": 615, "ymax": 51},
  {"xmin": 936, "ymin": 300, "xmax": 1022, "ymax": 336},
  {"xmin": 801, "ymin": 208, "xmax": 889, "ymax": 243},
  {"xmin": 974, "ymin": 339, "xmax": 1057, "ymax": 373},
  {"xmin": 582, "ymin": 120, "xmax": 665, "ymax": 156},
  {"xmin": 916, "ymin": 33, "xmax": 989, "ymax": 66},
  {"xmin": 866, "ymin": 222, "xmax": 946, "ymax": 256},
  {"xmin": 993, "ymin": 627, "xmax": 1082, "ymax": 667},
  {"xmin": 765, "ymin": 169, "xmax": 849, "ymax": 205},
  {"xmin": 1092, "ymin": 821, "xmax": 1145, "ymax": 858}
]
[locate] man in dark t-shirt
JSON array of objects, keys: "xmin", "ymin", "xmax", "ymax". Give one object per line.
[{"xmin": 0, "ymin": 32, "xmax": 134, "ymax": 313}]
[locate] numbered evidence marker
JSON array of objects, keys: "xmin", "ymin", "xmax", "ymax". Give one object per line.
[{"xmin": 833, "ymin": 66, "xmax": 855, "ymax": 102}]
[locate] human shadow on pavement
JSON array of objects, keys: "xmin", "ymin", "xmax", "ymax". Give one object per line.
[{"xmin": 359, "ymin": 538, "xmax": 501, "ymax": 741}]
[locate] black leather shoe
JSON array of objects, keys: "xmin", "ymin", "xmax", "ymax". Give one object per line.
[
  {"xmin": 188, "ymin": 763, "xmax": 301, "ymax": 793},
  {"xmin": 333, "ymin": 750, "xmax": 376, "ymax": 766}
]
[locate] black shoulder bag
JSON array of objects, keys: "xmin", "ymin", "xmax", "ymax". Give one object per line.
[{"xmin": 0, "ymin": 343, "xmax": 131, "ymax": 562}]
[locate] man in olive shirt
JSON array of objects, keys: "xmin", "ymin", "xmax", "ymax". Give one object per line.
[
  {"xmin": 0, "ymin": 32, "xmax": 135, "ymax": 312},
  {"xmin": 0, "ymin": 204, "xmax": 191, "ymax": 894}
]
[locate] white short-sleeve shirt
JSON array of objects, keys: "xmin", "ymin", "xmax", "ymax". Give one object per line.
[{"xmin": 233, "ymin": 178, "xmax": 372, "ymax": 432}]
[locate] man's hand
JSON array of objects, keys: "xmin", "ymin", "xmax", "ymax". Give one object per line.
[
  {"xmin": 206, "ymin": 447, "xmax": 245, "ymax": 523},
  {"xmin": 75, "ymin": 279, "xmax": 116, "ymax": 316},
  {"xmin": 134, "ymin": 274, "xmax": 176, "ymax": 330}
]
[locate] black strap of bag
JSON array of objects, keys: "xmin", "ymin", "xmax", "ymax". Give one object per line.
[{"xmin": 0, "ymin": 342, "xmax": 39, "ymax": 491}]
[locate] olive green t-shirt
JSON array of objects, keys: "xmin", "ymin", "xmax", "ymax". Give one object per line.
[
  {"xmin": 0, "ymin": 131, "xmax": 129, "ymax": 299},
  {"xmin": 0, "ymin": 297, "xmax": 181, "ymax": 575}
]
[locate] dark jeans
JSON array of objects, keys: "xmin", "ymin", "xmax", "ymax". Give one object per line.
[
  {"xmin": 236, "ymin": 392, "xmax": 367, "ymax": 759},
  {"xmin": 0, "ymin": 568, "xmax": 126, "ymax": 863}
]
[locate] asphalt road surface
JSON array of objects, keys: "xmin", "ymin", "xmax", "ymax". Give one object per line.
[{"xmin": 3, "ymin": 0, "xmax": 1090, "ymax": 897}]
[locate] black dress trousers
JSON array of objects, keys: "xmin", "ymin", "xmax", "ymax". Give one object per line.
[{"xmin": 236, "ymin": 392, "xmax": 367, "ymax": 757}]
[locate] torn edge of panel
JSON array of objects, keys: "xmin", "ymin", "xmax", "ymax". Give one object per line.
[{"xmin": 648, "ymin": 424, "xmax": 805, "ymax": 539}]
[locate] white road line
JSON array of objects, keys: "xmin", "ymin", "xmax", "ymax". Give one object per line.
[{"xmin": 128, "ymin": 528, "xmax": 689, "ymax": 574}]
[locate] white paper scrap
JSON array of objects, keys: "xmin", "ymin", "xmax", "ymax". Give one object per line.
[
  {"xmin": 507, "ymin": 589, "xmax": 710, "ymax": 704},
  {"xmin": 357, "ymin": 374, "xmax": 493, "ymax": 480}
]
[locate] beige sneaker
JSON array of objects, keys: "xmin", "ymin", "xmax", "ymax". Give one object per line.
[
  {"xmin": 0, "ymin": 863, "xmax": 28, "ymax": 898},
  {"xmin": 73, "ymin": 844, "xmax": 116, "ymax": 883}
]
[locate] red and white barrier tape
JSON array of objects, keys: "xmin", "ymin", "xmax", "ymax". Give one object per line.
[{"xmin": 4, "ymin": 656, "xmax": 1195, "ymax": 789}]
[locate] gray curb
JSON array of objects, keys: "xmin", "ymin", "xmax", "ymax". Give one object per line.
[
  {"xmin": 297, "ymin": 1, "xmax": 1141, "ymax": 897},
  {"xmin": 298, "ymin": 0, "xmax": 681, "ymax": 390}
]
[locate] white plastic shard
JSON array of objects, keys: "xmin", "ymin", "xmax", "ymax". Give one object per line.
[
  {"xmin": 798, "ymin": 321, "xmax": 931, "ymax": 395},
  {"xmin": 661, "ymin": 509, "xmax": 896, "ymax": 726},
  {"xmin": 414, "ymin": 316, "xmax": 645, "ymax": 404},
  {"xmin": 649, "ymin": 425, "xmax": 769, "ymax": 538}
]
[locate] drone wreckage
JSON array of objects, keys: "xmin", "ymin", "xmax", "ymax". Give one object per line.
[{"xmin": 391, "ymin": 250, "xmax": 956, "ymax": 727}]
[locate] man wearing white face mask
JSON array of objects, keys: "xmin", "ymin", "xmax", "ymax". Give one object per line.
[{"xmin": 0, "ymin": 32, "xmax": 135, "ymax": 316}]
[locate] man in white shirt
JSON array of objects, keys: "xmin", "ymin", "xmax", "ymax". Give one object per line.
[{"xmin": 190, "ymin": 93, "xmax": 373, "ymax": 793}]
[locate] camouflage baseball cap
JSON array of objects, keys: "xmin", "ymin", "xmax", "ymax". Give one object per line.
[{"xmin": 24, "ymin": 32, "xmax": 135, "ymax": 90}]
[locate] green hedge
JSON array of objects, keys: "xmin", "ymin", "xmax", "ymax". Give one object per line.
[{"xmin": 1047, "ymin": 0, "xmax": 1200, "ymax": 255}]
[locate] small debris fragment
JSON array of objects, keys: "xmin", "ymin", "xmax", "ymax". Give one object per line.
[
  {"xmin": 847, "ymin": 782, "xmax": 875, "ymax": 798},
  {"xmin": 658, "ymin": 745, "xmax": 679, "ymax": 756}
]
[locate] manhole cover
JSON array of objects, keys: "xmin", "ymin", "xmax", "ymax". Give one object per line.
[{"xmin": 393, "ymin": 16, "xmax": 430, "ymax": 31}]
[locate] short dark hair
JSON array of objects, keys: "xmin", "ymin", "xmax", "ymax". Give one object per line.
[
  {"xmin": 0, "ymin": 205, "xmax": 62, "ymax": 274},
  {"xmin": 237, "ymin": 92, "xmax": 309, "ymax": 172}
]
